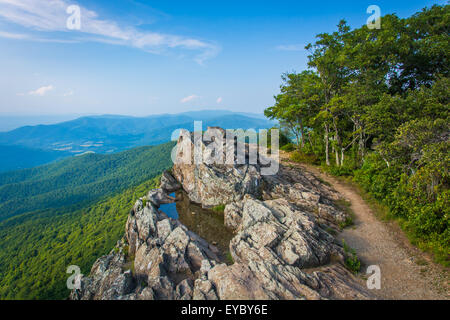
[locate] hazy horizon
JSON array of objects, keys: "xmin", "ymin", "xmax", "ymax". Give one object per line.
[{"xmin": 0, "ymin": 108, "xmax": 268, "ymax": 132}]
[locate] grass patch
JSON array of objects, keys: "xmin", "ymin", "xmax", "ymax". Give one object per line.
[
  {"xmin": 225, "ymin": 251, "xmax": 234, "ymax": 265},
  {"xmin": 212, "ymin": 204, "xmax": 226, "ymax": 213},
  {"xmin": 335, "ymin": 198, "xmax": 355, "ymax": 229},
  {"xmin": 342, "ymin": 240, "xmax": 361, "ymax": 274},
  {"xmin": 280, "ymin": 143, "xmax": 296, "ymax": 152},
  {"xmin": 325, "ymin": 227, "xmax": 338, "ymax": 236},
  {"xmin": 339, "ymin": 217, "xmax": 354, "ymax": 229},
  {"xmin": 290, "ymin": 151, "xmax": 320, "ymax": 165},
  {"xmin": 415, "ymin": 258, "xmax": 429, "ymax": 266}
]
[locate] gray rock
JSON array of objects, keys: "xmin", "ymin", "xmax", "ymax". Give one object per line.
[
  {"xmin": 161, "ymin": 170, "xmax": 181, "ymax": 193},
  {"xmin": 172, "ymin": 128, "xmax": 263, "ymax": 207},
  {"xmin": 229, "ymin": 198, "xmax": 342, "ymax": 269},
  {"xmin": 147, "ymin": 188, "xmax": 176, "ymax": 207}
]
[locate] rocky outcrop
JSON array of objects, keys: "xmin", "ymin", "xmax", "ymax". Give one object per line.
[
  {"xmin": 172, "ymin": 128, "xmax": 263, "ymax": 207},
  {"xmin": 262, "ymin": 165, "xmax": 347, "ymax": 227},
  {"xmin": 228, "ymin": 197, "xmax": 343, "ymax": 268},
  {"xmin": 71, "ymin": 128, "xmax": 374, "ymax": 300},
  {"xmin": 72, "ymin": 199, "xmax": 222, "ymax": 300},
  {"xmin": 196, "ymin": 196, "xmax": 372, "ymax": 300}
]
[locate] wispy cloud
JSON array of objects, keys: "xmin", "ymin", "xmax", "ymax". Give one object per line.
[
  {"xmin": 275, "ymin": 44, "xmax": 305, "ymax": 52},
  {"xmin": 63, "ymin": 89, "xmax": 74, "ymax": 97},
  {"xmin": 0, "ymin": 0, "xmax": 220, "ymax": 64},
  {"xmin": 180, "ymin": 94, "xmax": 199, "ymax": 103},
  {"xmin": 0, "ymin": 30, "xmax": 28, "ymax": 39},
  {"xmin": 216, "ymin": 97, "xmax": 223, "ymax": 104},
  {"xmin": 29, "ymin": 85, "xmax": 54, "ymax": 96}
]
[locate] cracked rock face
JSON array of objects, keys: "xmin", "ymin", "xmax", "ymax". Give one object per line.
[
  {"xmin": 71, "ymin": 128, "xmax": 374, "ymax": 301},
  {"xmin": 228, "ymin": 198, "xmax": 343, "ymax": 269},
  {"xmin": 172, "ymin": 128, "xmax": 264, "ymax": 207},
  {"xmin": 71, "ymin": 202, "xmax": 222, "ymax": 300}
]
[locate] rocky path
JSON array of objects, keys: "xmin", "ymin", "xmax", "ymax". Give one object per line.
[{"xmin": 281, "ymin": 155, "xmax": 449, "ymax": 300}]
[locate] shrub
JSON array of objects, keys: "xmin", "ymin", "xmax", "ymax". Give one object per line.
[
  {"xmin": 290, "ymin": 151, "xmax": 320, "ymax": 165},
  {"xmin": 280, "ymin": 143, "xmax": 296, "ymax": 152},
  {"xmin": 342, "ymin": 240, "xmax": 361, "ymax": 274},
  {"xmin": 226, "ymin": 251, "xmax": 234, "ymax": 265},
  {"xmin": 323, "ymin": 164, "xmax": 354, "ymax": 177},
  {"xmin": 212, "ymin": 204, "xmax": 226, "ymax": 213}
]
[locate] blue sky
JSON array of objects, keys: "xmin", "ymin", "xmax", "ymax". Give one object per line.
[{"xmin": 0, "ymin": 0, "xmax": 446, "ymax": 116}]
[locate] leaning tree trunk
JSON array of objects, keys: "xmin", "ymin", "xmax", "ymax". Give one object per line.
[
  {"xmin": 359, "ymin": 128, "xmax": 365, "ymax": 160},
  {"xmin": 324, "ymin": 124, "xmax": 330, "ymax": 166},
  {"xmin": 300, "ymin": 119, "xmax": 305, "ymax": 149},
  {"xmin": 333, "ymin": 117, "xmax": 342, "ymax": 167},
  {"xmin": 335, "ymin": 146, "xmax": 340, "ymax": 167}
]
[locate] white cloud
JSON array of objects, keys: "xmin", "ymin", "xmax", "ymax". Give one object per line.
[
  {"xmin": 275, "ymin": 44, "xmax": 305, "ymax": 52},
  {"xmin": 216, "ymin": 97, "xmax": 223, "ymax": 104},
  {"xmin": 0, "ymin": 29, "xmax": 79, "ymax": 43},
  {"xmin": 29, "ymin": 85, "xmax": 54, "ymax": 96},
  {"xmin": 63, "ymin": 90, "xmax": 74, "ymax": 97},
  {"xmin": 0, "ymin": 0, "xmax": 220, "ymax": 64},
  {"xmin": 0, "ymin": 30, "xmax": 27, "ymax": 39},
  {"xmin": 180, "ymin": 94, "xmax": 199, "ymax": 103}
]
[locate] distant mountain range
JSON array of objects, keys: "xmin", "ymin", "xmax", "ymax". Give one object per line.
[
  {"xmin": 0, "ymin": 110, "xmax": 274, "ymax": 172},
  {"xmin": 0, "ymin": 114, "xmax": 88, "ymax": 132}
]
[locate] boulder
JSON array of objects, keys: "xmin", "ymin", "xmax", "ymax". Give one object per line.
[
  {"xmin": 172, "ymin": 128, "xmax": 263, "ymax": 207},
  {"xmin": 147, "ymin": 188, "xmax": 176, "ymax": 207},
  {"xmin": 161, "ymin": 170, "xmax": 181, "ymax": 193}
]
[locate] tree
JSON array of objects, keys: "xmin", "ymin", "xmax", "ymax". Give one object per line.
[
  {"xmin": 265, "ymin": 71, "xmax": 322, "ymax": 151},
  {"xmin": 306, "ymin": 20, "xmax": 351, "ymax": 165}
]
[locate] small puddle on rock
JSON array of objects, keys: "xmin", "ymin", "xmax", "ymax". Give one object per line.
[{"xmin": 159, "ymin": 191, "xmax": 234, "ymax": 263}]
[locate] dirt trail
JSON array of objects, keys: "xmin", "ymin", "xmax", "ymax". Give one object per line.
[{"xmin": 282, "ymin": 156, "xmax": 448, "ymax": 300}]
